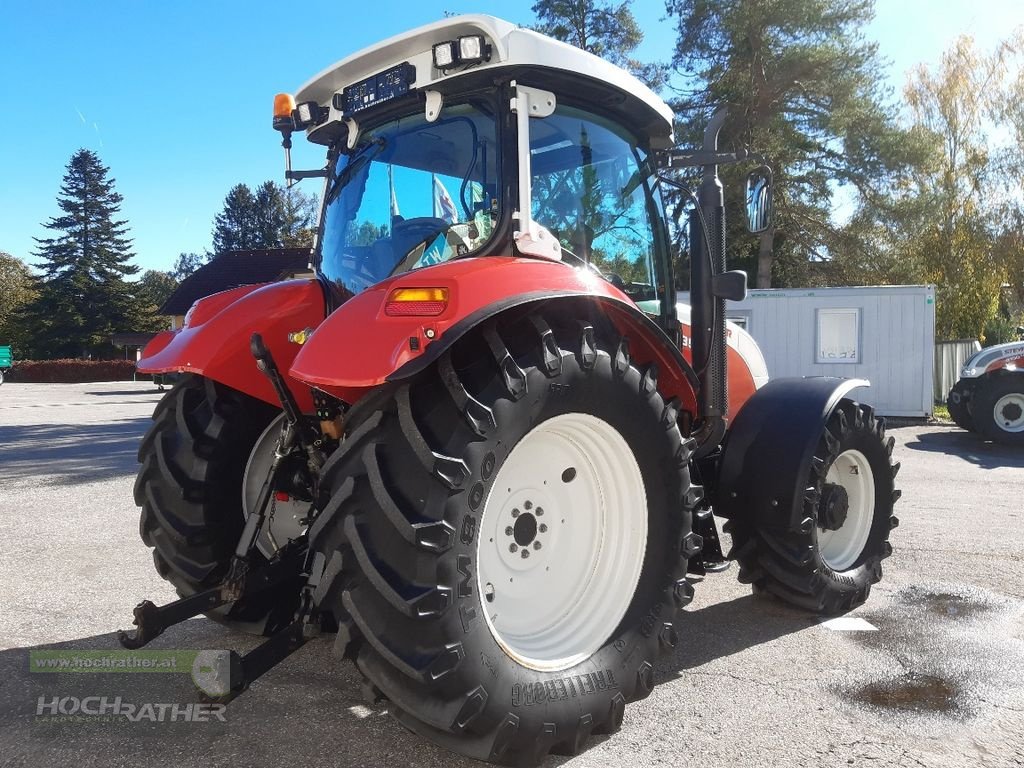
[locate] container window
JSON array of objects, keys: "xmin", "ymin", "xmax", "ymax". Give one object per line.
[{"xmin": 816, "ymin": 308, "xmax": 860, "ymax": 363}]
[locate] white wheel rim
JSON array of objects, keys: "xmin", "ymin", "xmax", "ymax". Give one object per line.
[
  {"xmin": 476, "ymin": 412, "xmax": 648, "ymax": 672},
  {"xmin": 818, "ymin": 449, "xmax": 874, "ymax": 572},
  {"xmin": 242, "ymin": 414, "xmax": 309, "ymax": 558},
  {"xmin": 993, "ymin": 393, "xmax": 1024, "ymax": 433}
]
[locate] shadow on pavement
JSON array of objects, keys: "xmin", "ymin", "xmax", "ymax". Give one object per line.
[
  {"xmin": 658, "ymin": 591, "xmax": 814, "ymax": 683},
  {"xmin": 903, "ymin": 428, "xmax": 1024, "ymax": 470},
  {"xmin": 0, "ymin": 420, "xmax": 148, "ymax": 485},
  {"xmin": 0, "ymin": 621, "xmax": 479, "ymax": 768},
  {"xmin": 0, "ymin": 582, "xmax": 820, "ymax": 767},
  {"xmin": 84, "ymin": 389, "xmax": 163, "ymax": 397}
]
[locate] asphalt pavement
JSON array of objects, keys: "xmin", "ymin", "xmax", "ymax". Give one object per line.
[{"xmin": 1, "ymin": 381, "xmax": 1023, "ymax": 768}]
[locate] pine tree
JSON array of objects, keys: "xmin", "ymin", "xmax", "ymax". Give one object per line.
[
  {"xmin": 171, "ymin": 251, "xmax": 206, "ymax": 280},
  {"xmin": 211, "ymin": 184, "xmax": 259, "ymax": 253},
  {"xmin": 24, "ymin": 149, "xmax": 140, "ymax": 358},
  {"xmin": 532, "ymin": 0, "xmax": 667, "ymax": 89},
  {"xmin": 666, "ymin": 0, "xmax": 921, "ymax": 287},
  {"xmin": 212, "ymin": 182, "xmax": 316, "ymax": 253}
]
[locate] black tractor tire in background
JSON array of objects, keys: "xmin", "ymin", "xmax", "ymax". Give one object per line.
[
  {"xmin": 725, "ymin": 399, "xmax": 900, "ymax": 615},
  {"xmin": 309, "ymin": 305, "xmax": 701, "ymax": 765},
  {"xmin": 972, "ymin": 373, "xmax": 1024, "ymax": 446},
  {"xmin": 134, "ymin": 374, "xmax": 301, "ymax": 632},
  {"xmin": 946, "ymin": 379, "xmax": 975, "ymax": 433}
]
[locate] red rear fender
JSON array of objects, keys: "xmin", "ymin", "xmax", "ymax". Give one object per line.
[
  {"xmin": 138, "ymin": 279, "xmax": 326, "ymax": 410},
  {"xmin": 290, "ymin": 257, "xmax": 699, "ymax": 413}
]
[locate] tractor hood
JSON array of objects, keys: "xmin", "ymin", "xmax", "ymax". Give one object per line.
[{"xmin": 961, "ymin": 339, "xmax": 1024, "ymax": 378}]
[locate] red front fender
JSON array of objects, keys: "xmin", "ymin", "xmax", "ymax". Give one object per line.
[
  {"xmin": 290, "ymin": 257, "xmax": 699, "ymax": 412},
  {"xmin": 139, "ymin": 279, "xmax": 326, "ymax": 410}
]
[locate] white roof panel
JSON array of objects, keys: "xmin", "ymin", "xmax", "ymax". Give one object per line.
[{"xmin": 295, "ymin": 15, "xmax": 673, "ymax": 138}]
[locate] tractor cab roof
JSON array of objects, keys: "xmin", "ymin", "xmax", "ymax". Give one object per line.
[{"xmin": 295, "ymin": 14, "xmax": 674, "ymax": 148}]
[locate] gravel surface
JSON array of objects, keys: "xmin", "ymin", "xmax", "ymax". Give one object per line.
[{"xmin": 1, "ymin": 381, "xmax": 1022, "ymax": 767}]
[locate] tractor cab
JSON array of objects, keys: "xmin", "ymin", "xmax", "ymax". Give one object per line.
[{"xmin": 276, "ymin": 15, "xmax": 677, "ymax": 327}]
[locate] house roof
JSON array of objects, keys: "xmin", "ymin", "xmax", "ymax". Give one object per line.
[
  {"xmin": 111, "ymin": 332, "xmax": 158, "ymax": 347},
  {"xmin": 160, "ymin": 248, "xmax": 312, "ymax": 315}
]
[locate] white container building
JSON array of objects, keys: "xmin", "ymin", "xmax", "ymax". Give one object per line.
[{"xmin": 678, "ymin": 285, "xmax": 936, "ymax": 417}]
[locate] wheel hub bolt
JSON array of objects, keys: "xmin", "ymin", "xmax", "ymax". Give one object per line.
[
  {"xmin": 508, "ymin": 543, "xmax": 517, "ymax": 553},
  {"xmin": 505, "ymin": 526, "xmax": 514, "ymax": 536},
  {"xmin": 521, "ymin": 549, "xmax": 530, "ymax": 559},
  {"xmin": 524, "ymin": 501, "xmax": 533, "ymax": 510},
  {"xmin": 533, "ymin": 541, "xmax": 541, "ymax": 550},
  {"xmin": 512, "ymin": 509, "xmax": 520, "ymax": 518},
  {"xmin": 539, "ymin": 523, "xmax": 548, "ymax": 533},
  {"xmin": 536, "ymin": 507, "xmax": 544, "ymax": 516}
]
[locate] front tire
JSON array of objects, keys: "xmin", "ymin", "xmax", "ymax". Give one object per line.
[
  {"xmin": 310, "ymin": 308, "xmax": 701, "ymax": 764},
  {"xmin": 946, "ymin": 379, "xmax": 975, "ymax": 432},
  {"xmin": 134, "ymin": 375, "xmax": 302, "ymax": 632},
  {"xmin": 973, "ymin": 373, "xmax": 1024, "ymax": 446},
  {"xmin": 726, "ymin": 400, "xmax": 900, "ymax": 614}
]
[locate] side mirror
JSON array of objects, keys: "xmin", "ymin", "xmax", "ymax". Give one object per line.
[{"xmin": 745, "ymin": 166, "xmax": 773, "ymax": 234}]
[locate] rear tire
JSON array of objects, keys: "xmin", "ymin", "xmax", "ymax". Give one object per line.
[
  {"xmin": 309, "ymin": 308, "xmax": 700, "ymax": 765},
  {"xmin": 134, "ymin": 374, "xmax": 302, "ymax": 632},
  {"xmin": 973, "ymin": 373, "xmax": 1024, "ymax": 446},
  {"xmin": 946, "ymin": 380, "xmax": 975, "ymax": 432},
  {"xmin": 726, "ymin": 400, "xmax": 899, "ymax": 614}
]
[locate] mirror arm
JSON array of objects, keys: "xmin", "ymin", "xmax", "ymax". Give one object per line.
[
  {"xmin": 658, "ymin": 148, "xmax": 762, "ymax": 169},
  {"xmin": 285, "ymin": 169, "xmax": 330, "ymax": 181}
]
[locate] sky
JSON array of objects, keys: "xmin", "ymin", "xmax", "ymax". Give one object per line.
[{"xmin": 1, "ymin": 0, "xmax": 1022, "ymax": 276}]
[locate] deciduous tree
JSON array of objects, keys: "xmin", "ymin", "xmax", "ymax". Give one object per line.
[
  {"xmin": 135, "ymin": 269, "xmax": 179, "ymax": 332},
  {"xmin": 890, "ymin": 36, "xmax": 1015, "ymax": 340},
  {"xmin": 0, "ymin": 252, "xmax": 37, "ymax": 355}
]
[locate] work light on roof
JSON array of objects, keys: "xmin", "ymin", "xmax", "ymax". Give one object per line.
[
  {"xmin": 458, "ymin": 35, "xmax": 485, "ymax": 62},
  {"xmin": 432, "ymin": 41, "xmax": 456, "ymax": 69},
  {"xmin": 293, "ymin": 100, "xmax": 327, "ymax": 129},
  {"xmin": 432, "ymin": 34, "xmax": 489, "ymax": 70}
]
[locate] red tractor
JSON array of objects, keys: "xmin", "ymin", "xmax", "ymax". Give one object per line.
[{"xmin": 126, "ymin": 16, "xmax": 899, "ymax": 764}]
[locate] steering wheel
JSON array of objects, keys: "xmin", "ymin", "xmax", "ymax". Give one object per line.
[
  {"xmin": 389, "ymin": 217, "xmax": 452, "ymax": 273},
  {"xmin": 393, "ymin": 217, "xmax": 449, "ymax": 251}
]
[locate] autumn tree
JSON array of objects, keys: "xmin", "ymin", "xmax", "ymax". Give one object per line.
[
  {"xmin": 886, "ymin": 36, "xmax": 1017, "ymax": 340},
  {"xmin": 22, "ymin": 149, "xmax": 142, "ymax": 358},
  {"xmin": 993, "ymin": 36, "xmax": 1024, "ymax": 328},
  {"xmin": 0, "ymin": 252, "xmax": 37, "ymax": 355},
  {"xmin": 667, "ymin": 0, "xmax": 919, "ymax": 287}
]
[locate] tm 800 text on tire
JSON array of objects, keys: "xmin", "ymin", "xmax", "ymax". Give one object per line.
[
  {"xmin": 309, "ymin": 306, "xmax": 703, "ymax": 765},
  {"xmin": 134, "ymin": 375, "xmax": 303, "ymax": 633},
  {"xmin": 726, "ymin": 400, "xmax": 900, "ymax": 614}
]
